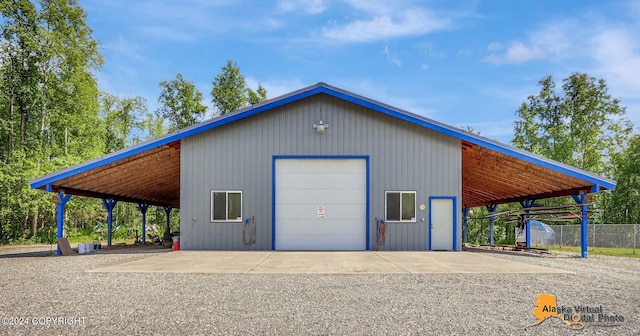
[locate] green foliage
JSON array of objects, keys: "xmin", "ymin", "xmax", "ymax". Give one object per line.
[
  {"xmin": 0, "ymin": 0, "xmax": 103, "ymax": 243},
  {"xmin": 212, "ymin": 60, "xmax": 248, "ymax": 115},
  {"xmin": 211, "ymin": 60, "xmax": 267, "ymax": 115},
  {"xmin": 512, "ymin": 73, "xmax": 635, "ymax": 222},
  {"xmin": 0, "ymin": 2, "xmax": 188, "ymax": 245},
  {"xmin": 99, "ymin": 92, "xmax": 148, "ymax": 151},
  {"xmin": 157, "ymin": 73, "xmax": 207, "ymax": 132},
  {"xmin": 513, "ymin": 73, "xmax": 632, "ymax": 176},
  {"xmin": 547, "ymin": 246, "xmax": 640, "ymax": 258},
  {"xmin": 607, "ymin": 135, "xmax": 640, "ymax": 224},
  {"xmin": 496, "ymin": 236, "xmax": 515, "ymax": 245},
  {"xmin": 247, "ymin": 84, "xmax": 268, "ymax": 105}
]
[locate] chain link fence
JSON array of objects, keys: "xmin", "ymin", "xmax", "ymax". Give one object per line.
[{"xmin": 549, "ymin": 224, "xmax": 640, "ymax": 248}]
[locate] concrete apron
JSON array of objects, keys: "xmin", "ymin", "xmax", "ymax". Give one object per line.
[{"xmin": 88, "ymin": 251, "xmax": 573, "ymax": 274}]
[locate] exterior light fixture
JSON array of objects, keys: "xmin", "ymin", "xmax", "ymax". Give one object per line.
[{"xmin": 312, "ymin": 120, "xmax": 329, "ymax": 133}]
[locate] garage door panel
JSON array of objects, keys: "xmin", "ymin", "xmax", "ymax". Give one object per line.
[
  {"xmin": 276, "ymin": 173, "xmax": 366, "ymax": 189},
  {"xmin": 277, "ymin": 160, "xmax": 365, "ymax": 174},
  {"xmin": 276, "ymin": 204, "xmax": 366, "ymax": 220},
  {"xmin": 276, "ymin": 189, "xmax": 365, "ymax": 205},
  {"xmin": 275, "ymin": 158, "xmax": 367, "ymax": 251},
  {"xmin": 277, "ymin": 219, "xmax": 366, "ymax": 235},
  {"xmin": 276, "ymin": 235, "xmax": 366, "ymax": 250}
]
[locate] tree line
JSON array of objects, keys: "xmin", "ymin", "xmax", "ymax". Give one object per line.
[
  {"xmin": 1, "ymin": 1, "xmax": 639, "ymax": 245},
  {"xmin": 467, "ymin": 73, "xmax": 639, "ymax": 245},
  {"xmin": 0, "ymin": 0, "xmax": 265, "ymax": 243}
]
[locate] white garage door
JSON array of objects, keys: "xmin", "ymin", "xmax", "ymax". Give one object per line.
[{"xmin": 275, "ymin": 158, "xmax": 367, "ymax": 250}]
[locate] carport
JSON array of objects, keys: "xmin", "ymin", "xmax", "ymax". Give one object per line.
[{"xmin": 29, "ymin": 83, "xmax": 615, "ymax": 257}]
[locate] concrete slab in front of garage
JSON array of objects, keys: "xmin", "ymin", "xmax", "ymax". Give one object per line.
[{"xmin": 88, "ymin": 251, "xmax": 573, "ymax": 274}]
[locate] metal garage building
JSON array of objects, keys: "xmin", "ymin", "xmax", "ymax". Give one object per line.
[{"xmin": 30, "ymin": 83, "xmax": 615, "ymax": 254}]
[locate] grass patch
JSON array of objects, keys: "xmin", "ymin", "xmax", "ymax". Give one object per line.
[{"xmin": 548, "ymin": 246, "xmax": 640, "ymax": 258}]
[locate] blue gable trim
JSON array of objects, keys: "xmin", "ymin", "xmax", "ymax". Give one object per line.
[
  {"xmin": 30, "ymin": 82, "xmax": 616, "ymax": 191},
  {"xmin": 324, "ymin": 85, "xmax": 615, "ymax": 190}
]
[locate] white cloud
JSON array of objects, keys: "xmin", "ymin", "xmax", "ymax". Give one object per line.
[
  {"xmin": 477, "ymin": 83, "xmax": 539, "ymax": 108},
  {"xmin": 590, "ymin": 28, "xmax": 640, "ymax": 94},
  {"xmin": 333, "ymin": 78, "xmax": 437, "ymax": 117},
  {"xmin": 321, "ymin": 2, "xmax": 450, "ymax": 43},
  {"xmin": 118, "ymin": 1, "xmax": 284, "ymax": 43},
  {"xmin": 630, "ymin": 1, "xmax": 640, "ymax": 18},
  {"xmin": 416, "ymin": 42, "xmax": 446, "ymax": 58},
  {"xmin": 139, "ymin": 25, "xmax": 197, "ymax": 43},
  {"xmin": 486, "ymin": 42, "xmax": 502, "ymax": 52},
  {"xmin": 245, "ymin": 77, "xmax": 306, "ymax": 99},
  {"xmin": 342, "ymin": 0, "xmax": 394, "ymax": 15},
  {"xmin": 483, "ymin": 21, "xmax": 575, "ymax": 65},
  {"xmin": 102, "ymin": 36, "xmax": 147, "ymax": 62},
  {"xmin": 278, "ymin": 0, "xmax": 325, "ymax": 14},
  {"xmin": 421, "ymin": 64, "xmax": 430, "ymax": 70},
  {"xmin": 457, "ymin": 47, "xmax": 471, "ymax": 57},
  {"xmin": 481, "ymin": 7, "xmax": 640, "ymax": 126},
  {"xmin": 484, "ymin": 42, "xmax": 546, "ymax": 65},
  {"xmin": 383, "ymin": 45, "xmax": 402, "ymax": 67},
  {"xmin": 588, "ymin": 26, "xmax": 640, "ymax": 128},
  {"xmin": 461, "ymin": 119, "xmax": 517, "ymax": 142}
]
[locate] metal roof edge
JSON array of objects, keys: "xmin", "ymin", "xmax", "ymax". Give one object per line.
[{"xmin": 318, "ymin": 83, "xmax": 617, "ymax": 190}]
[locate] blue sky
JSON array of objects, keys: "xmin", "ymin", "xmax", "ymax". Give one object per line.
[{"xmin": 81, "ymin": 0, "xmax": 640, "ymax": 143}]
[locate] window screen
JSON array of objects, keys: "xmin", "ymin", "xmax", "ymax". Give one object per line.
[
  {"xmin": 386, "ymin": 191, "xmax": 416, "ymax": 222},
  {"xmin": 386, "ymin": 192, "xmax": 401, "ymax": 221},
  {"xmin": 211, "ymin": 191, "xmax": 242, "ymax": 222}
]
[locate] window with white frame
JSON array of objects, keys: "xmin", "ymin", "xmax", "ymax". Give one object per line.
[
  {"xmin": 385, "ymin": 191, "xmax": 416, "ymax": 222},
  {"xmin": 211, "ymin": 191, "xmax": 242, "ymax": 222}
]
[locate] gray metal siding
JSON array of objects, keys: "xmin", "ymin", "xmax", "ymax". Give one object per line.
[{"xmin": 180, "ymin": 94, "xmax": 462, "ymax": 250}]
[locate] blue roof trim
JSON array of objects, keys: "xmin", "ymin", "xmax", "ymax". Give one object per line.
[
  {"xmin": 322, "ymin": 85, "xmax": 615, "ymax": 190},
  {"xmin": 30, "ymin": 82, "xmax": 616, "ymax": 192}
]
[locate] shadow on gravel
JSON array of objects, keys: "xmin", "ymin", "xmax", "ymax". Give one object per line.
[
  {"xmin": 464, "ymin": 246, "xmax": 559, "ymax": 258},
  {"xmin": 91, "ymin": 247, "xmax": 172, "ymax": 255},
  {"xmin": 0, "ymin": 249, "xmax": 56, "ymax": 258},
  {"xmin": 0, "ymin": 245, "xmax": 171, "ymax": 258}
]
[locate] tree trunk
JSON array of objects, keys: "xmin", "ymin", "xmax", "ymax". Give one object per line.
[
  {"xmin": 20, "ymin": 104, "xmax": 26, "ymax": 145},
  {"xmin": 22, "ymin": 212, "xmax": 29, "ymax": 237},
  {"xmin": 41, "ymin": 70, "xmax": 47, "ymax": 139},
  {"xmin": 32, "ymin": 206, "xmax": 39, "ymax": 239},
  {"xmin": 8, "ymin": 92, "xmax": 15, "ymax": 157}
]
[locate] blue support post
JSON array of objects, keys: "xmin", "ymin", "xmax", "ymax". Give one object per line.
[
  {"xmin": 56, "ymin": 192, "xmax": 72, "ymax": 255},
  {"xmin": 138, "ymin": 203, "xmax": 149, "ymax": 244},
  {"xmin": 519, "ymin": 200, "xmax": 536, "ymax": 248},
  {"xmin": 462, "ymin": 207, "xmax": 469, "ymax": 245},
  {"xmin": 526, "ymin": 208, "xmax": 530, "ymax": 248},
  {"xmin": 102, "ymin": 199, "xmax": 117, "ymax": 247},
  {"xmin": 572, "ymin": 193, "xmax": 588, "ymax": 258},
  {"xmin": 163, "ymin": 206, "xmax": 172, "ymax": 241},
  {"xmin": 486, "ymin": 204, "xmax": 498, "ymax": 246},
  {"xmin": 581, "ymin": 203, "xmax": 588, "ymax": 258}
]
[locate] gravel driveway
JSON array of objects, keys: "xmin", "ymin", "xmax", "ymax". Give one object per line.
[{"xmin": 0, "ymin": 249, "xmax": 638, "ymax": 335}]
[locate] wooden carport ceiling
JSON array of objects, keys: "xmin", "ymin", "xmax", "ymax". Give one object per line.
[
  {"xmin": 44, "ymin": 142, "xmax": 181, "ymax": 208},
  {"xmin": 461, "ymin": 142, "xmax": 594, "ymax": 208},
  {"xmin": 40, "ymin": 139, "xmax": 599, "ymax": 210}
]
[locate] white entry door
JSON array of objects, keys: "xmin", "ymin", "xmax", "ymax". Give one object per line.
[
  {"xmin": 275, "ymin": 158, "xmax": 367, "ymax": 250},
  {"xmin": 430, "ymin": 197, "xmax": 455, "ymax": 250}
]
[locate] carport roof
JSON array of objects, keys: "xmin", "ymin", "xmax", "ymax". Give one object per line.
[{"xmin": 30, "ymin": 82, "xmax": 615, "ymax": 209}]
